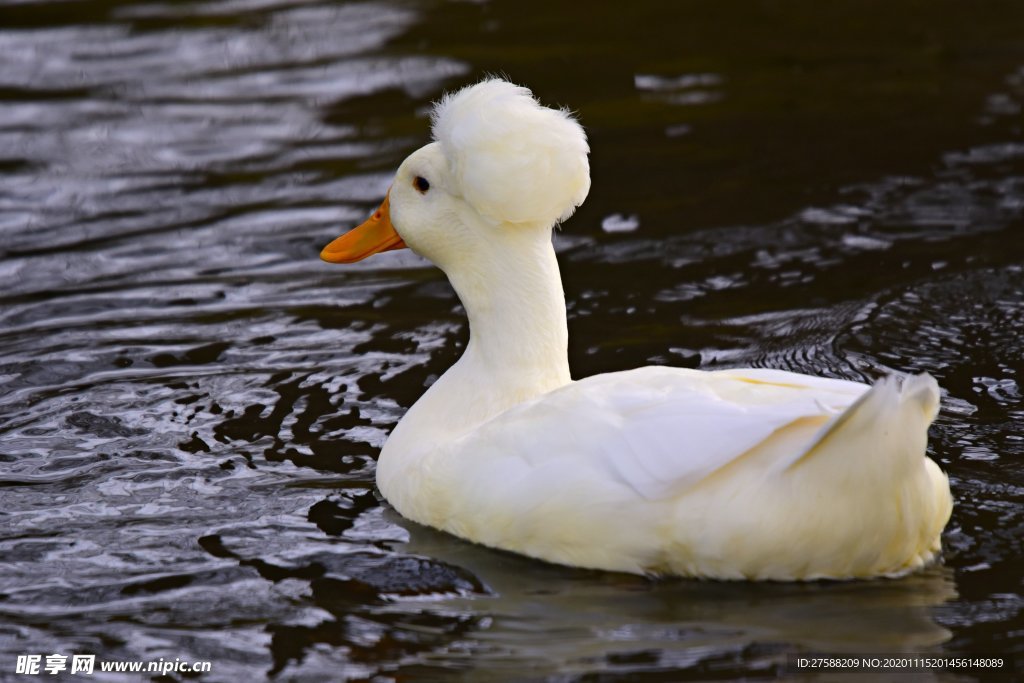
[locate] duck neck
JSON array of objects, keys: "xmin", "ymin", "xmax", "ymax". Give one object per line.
[
  {"xmin": 387, "ymin": 226, "xmax": 571, "ymax": 454},
  {"xmin": 451, "ymin": 228, "xmax": 571, "ymax": 394}
]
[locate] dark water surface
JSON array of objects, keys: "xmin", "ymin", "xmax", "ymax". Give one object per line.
[{"xmin": 2, "ymin": 1, "xmax": 1023, "ymax": 680}]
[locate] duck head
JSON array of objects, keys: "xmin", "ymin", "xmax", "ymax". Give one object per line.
[{"xmin": 320, "ymin": 78, "xmax": 591, "ymax": 274}]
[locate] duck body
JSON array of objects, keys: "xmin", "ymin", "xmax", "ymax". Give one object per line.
[
  {"xmin": 322, "ymin": 79, "xmax": 953, "ymax": 580},
  {"xmin": 380, "ymin": 364, "xmax": 950, "ymax": 580}
]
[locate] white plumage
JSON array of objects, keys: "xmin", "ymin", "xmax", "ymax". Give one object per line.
[
  {"xmin": 321, "ymin": 79, "xmax": 954, "ymax": 580},
  {"xmin": 431, "ymin": 79, "xmax": 590, "ymax": 226}
]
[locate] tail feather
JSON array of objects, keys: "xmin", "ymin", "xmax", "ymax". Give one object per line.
[
  {"xmin": 901, "ymin": 372, "xmax": 940, "ymax": 421},
  {"xmin": 786, "ymin": 372, "xmax": 938, "ymax": 471},
  {"xmin": 776, "ymin": 372, "xmax": 951, "ymax": 577}
]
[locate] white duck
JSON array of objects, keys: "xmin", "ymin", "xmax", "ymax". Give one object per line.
[{"xmin": 321, "ymin": 79, "xmax": 953, "ymax": 580}]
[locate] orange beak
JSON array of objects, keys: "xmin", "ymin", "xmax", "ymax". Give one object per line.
[{"xmin": 320, "ymin": 192, "xmax": 407, "ymax": 263}]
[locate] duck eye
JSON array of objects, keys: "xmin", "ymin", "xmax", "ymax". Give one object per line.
[{"xmin": 414, "ymin": 176, "xmax": 430, "ymax": 194}]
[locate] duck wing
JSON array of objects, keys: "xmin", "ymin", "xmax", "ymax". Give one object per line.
[{"xmin": 452, "ymin": 365, "xmax": 870, "ymax": 501}]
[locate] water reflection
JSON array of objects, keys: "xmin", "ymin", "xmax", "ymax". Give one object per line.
[{"xmin": 401, "ymin": 522, "xmax": 956, "ymax": 679}]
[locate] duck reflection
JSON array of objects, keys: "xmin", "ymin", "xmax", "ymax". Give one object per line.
[{"xmin": 396, "ymin": 515, "xmax": 955, "ymax": 676}]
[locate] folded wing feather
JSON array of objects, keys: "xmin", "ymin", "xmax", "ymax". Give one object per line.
[{"xmin": 453, "ymin": 366, "xmax": 870, "ymax": 501}]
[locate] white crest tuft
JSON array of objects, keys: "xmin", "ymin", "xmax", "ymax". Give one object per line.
[{"xmin": 431, "ymin": 79, "xmax": 590, "ymax": 226}]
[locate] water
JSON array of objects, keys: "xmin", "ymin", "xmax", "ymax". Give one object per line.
[{"xmin": 1, "ymin": 0, "xmax": 1022, "ymax": 680}]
